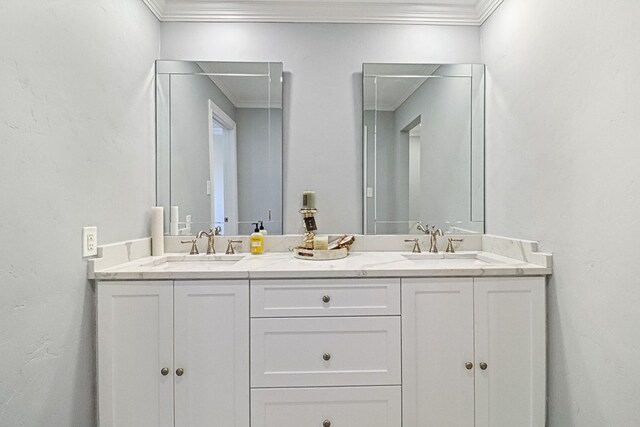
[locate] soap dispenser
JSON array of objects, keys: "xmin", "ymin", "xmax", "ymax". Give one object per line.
[
  {"xmin": 259, "ymin": 221, "xmax": 268, "ymax": 235},
  {"xmin": 250, "ymin": 222, "xmax": 264, "ymax": 255}
]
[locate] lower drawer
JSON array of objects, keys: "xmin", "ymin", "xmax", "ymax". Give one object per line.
[{"xmin": 251, "ymin": 386, "xmax": 401, "ymax": 427}]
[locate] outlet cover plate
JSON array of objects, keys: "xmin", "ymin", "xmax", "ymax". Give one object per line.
[{"xmin": 83, "ymin": 226, "xmax": 98, "ymax": 257}]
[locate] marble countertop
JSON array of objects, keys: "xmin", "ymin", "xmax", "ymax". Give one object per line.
[{"xmin": 93, "ymin": 250, "xmax": 552, "ymax": 281}]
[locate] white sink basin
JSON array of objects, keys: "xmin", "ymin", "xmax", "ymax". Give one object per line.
[
  {"xmin": 402, "ymin": 252, "xmax": 508, "ymax": 266},
  {"xmin": 142, "ymin": 254, "xmax": 246, "ymax": 270}
]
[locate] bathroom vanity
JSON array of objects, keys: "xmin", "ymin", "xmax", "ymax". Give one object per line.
[{"xmin": 92, "ymin": 235, "xmax": 551, "ymax": 427}]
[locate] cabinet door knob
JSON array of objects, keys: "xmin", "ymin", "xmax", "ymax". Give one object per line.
[
  {"xmin": 323, "ymin": 420, "xmax": 331, "ymax": 427},
  {"xmin": 465, "ymin": 362, "xmax": 473, "ymax": 370},
  {"xmin": 176, "ymin": 368, "xmax": 185, "ymax": 376},
  {"xmin": 479, "ymin": 362, "xmax": 488, "ymax": 370},
  {"xmin": 161, "ymin": 367, "xmax": 170, "ymax": 376},
  {"xmin": 322, "ymin": 295, "xmax": 331, "ymax": 303},
  {"xmin": 323, "ymin": 353, "xmax": 331, "ymax": 361}
]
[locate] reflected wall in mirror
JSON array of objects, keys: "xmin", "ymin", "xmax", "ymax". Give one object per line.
[
  {"xmin": 157, "ymin": 61, "xmax": 283, "ymax": 236},
  {"xmin": 363, "ymin": 63, "xmax": 485, "ymax": 235}
]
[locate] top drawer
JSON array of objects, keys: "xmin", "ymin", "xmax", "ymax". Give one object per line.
[{"xmin": 250, "ymin": 278, "xmax": 400, "ymax": 317}]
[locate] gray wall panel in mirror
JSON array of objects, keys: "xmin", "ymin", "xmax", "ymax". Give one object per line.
[
  {"xmin": 363, "ymin": 63, "xmax": 484, "ymax": 235},
  {"xmin": 156, "ymin": 60, "xmax": 283, "ymax": 236}
]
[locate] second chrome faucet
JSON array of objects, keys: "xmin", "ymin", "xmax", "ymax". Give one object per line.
[
  {"xmin": 197, "ymin": 228, "xmax": 216, "ymax": 254},
  {"xmin": 416, "ymin": 223, "xmax": 444, "ymax": 253}
]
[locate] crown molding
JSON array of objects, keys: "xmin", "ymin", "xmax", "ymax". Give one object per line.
[
  {"xmin": 143, "ymin": 0, "xmax": 506, "ymax": 25},
  {"xmin": 476, "ymin": 0, "xmax": 505, "ymax": 24},
  {"xmin": 142, "ymin": 0, "xmax": 165, "ymax": 20}
]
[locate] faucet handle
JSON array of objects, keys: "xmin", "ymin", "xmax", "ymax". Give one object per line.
[
  {"xmin": 181, "ymin": 239, "xmax": 199, "ymax": 255},
  {"xmin": 404, "ymin": 238, "xmax": 422, "ymax": 253},
  {"xmin": 226, "ymin": 240, "xmax": 243, "ymax": 255},
  {"xmin": 446, "ymin": 238, "xmax": 464, "ymax": 253}
]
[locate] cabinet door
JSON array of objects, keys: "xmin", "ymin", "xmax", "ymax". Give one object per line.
[
  {"xmin": 174, "ymin": 280, "xmax": 249, "ymax": 427},
  {"xmin": 97, "ymin": 281, "xmax": 174, "ymax": 427},
  {"xmin": 402, "ymin": 278, "xmax": 475, "ymax": 427},
  {"xmin": 474, "ymin": 277, "xmax": 546, "ymax": 427}
]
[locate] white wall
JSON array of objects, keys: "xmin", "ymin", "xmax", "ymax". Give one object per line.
[
  {"xmin": 0, "ymin": 0, "xmax": 159, "ymax": 425},
  {"xmin": 161, "ymin": 23, "xmax": 481, "ymax": 233},
  {"xmin": 481, "ymin": 0, "xmax": 640, "ymax": 424}
]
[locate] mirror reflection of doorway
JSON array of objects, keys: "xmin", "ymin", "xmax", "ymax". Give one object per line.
[{"xmin": 209, "ymin": 100, "xmax": 239, "ymax": 235}]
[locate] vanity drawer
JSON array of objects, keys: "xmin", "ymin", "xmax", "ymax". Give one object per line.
[
  {"xmin": 250, "ymin": 278, "xmax": 400, "ymax": 317},
  {"xmin": 251, "ymin": 386, "xmax": 401, "ymax": 427},
  {"xmin": 251, "ymin": 317, "xmax": 401, "ymax": 387}
]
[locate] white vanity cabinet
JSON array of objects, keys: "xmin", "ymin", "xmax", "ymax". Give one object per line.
[
  {"xmin": 96, "ymin": 272, "xmax": 547, "ymax": 427},
  {"xmin": 97, "ymin": 280, "xmax": 249, "ymax": 427},
  {"xmin": 402, "ymin": 276, "xmax": 546, "ymax": 427}
]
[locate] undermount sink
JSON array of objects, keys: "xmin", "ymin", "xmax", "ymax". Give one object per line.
[
  {"xmin": 402, "ymin": 252, "xmax": 508, "ymax": 266},
  {"xmin": 142, "ymin": 254, "xmax": 246, "ymax": 270}
]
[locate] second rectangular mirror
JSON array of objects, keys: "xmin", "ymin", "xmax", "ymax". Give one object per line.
[
  {"xmin": 363, "ymin": 63, "xmax": 485, "ymax": 235},
  {"xmin": 157, "ymin": 60, "xmax": 283, "ymax": 236}
]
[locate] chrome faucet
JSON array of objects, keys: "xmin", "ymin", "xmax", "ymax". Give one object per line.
[
  {"xmin": 197, "ymin": 228, "xmax": 216, "ymax": 254},
  {"xmin": 416, "ymin": 222, "xmax": 444, "ymax": 253},
  {"xmin": 428, "ymin": 226, "xmax": 444, "ymax": 253},
  {"xmin": 405, "ymin": 238, "xmax": 422, "ymax": 253}
]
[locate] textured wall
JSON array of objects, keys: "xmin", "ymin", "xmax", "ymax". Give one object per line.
[
  {"xmin": 0, "ymin": 0, "xmax": 159, "ymax": 425},
  {"xmin": 161, "ymin": 23, "xmax": 481, "ymax": 234},
  {"xmin": 482, "ymin": 0, "xmax": 640, "ymax": 424}
]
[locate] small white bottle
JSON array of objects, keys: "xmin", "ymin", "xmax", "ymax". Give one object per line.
[{"xmin": 259, "ymin": 221, "xmax": 268, "ymax": 235}]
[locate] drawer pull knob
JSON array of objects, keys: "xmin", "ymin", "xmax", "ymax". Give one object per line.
[
  {"xmin": 176, "ymin": 368, "xmax": 185, "ymax": 376},
  {"xmin": 323, "ymin": 420, "xmax": 331, "ymax": 427},
  {"xmin": 161, "ymin": 367, "xmax": 169, "ymax": 376},
  {"xmin": 465, "ymin": 362, "xmax": 473, "ymax": 370},
  {"xmin": 479, "ymin": 362, "xmax": 488, "ymax": 370},
  {"xmin": 322, "ymin": 295, "xmax": 331, "ymax": 303},
  {"xmin": 323, "ymin": 353, "xmax": 331, "ymax": 361}
]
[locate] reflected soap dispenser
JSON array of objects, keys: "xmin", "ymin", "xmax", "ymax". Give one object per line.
[
  {"xmin": 259, "ymin": 221, "xmax": 268, "ymax": 235},
  {"xmin": 250, "ymin": 222, "xmax": 264, "ymax": 255}
]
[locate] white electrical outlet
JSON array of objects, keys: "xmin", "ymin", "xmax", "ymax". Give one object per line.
[{"xmin": 83, "ymin": 226, "xmax": 98, "ymax": 257}]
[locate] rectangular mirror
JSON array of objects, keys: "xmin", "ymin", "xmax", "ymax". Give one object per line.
[
  {"xmin": 156, "ymin": 60, "xmax": 283, "ymax": 235},
  {"xmin": 363, "ymin": 63, "xmax": 485, "ymax": 235}
]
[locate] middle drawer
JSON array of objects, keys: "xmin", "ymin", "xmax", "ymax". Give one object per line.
[{"xmin": 251, "ymin": 316, "xmax": 401, "ymax": 388}]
